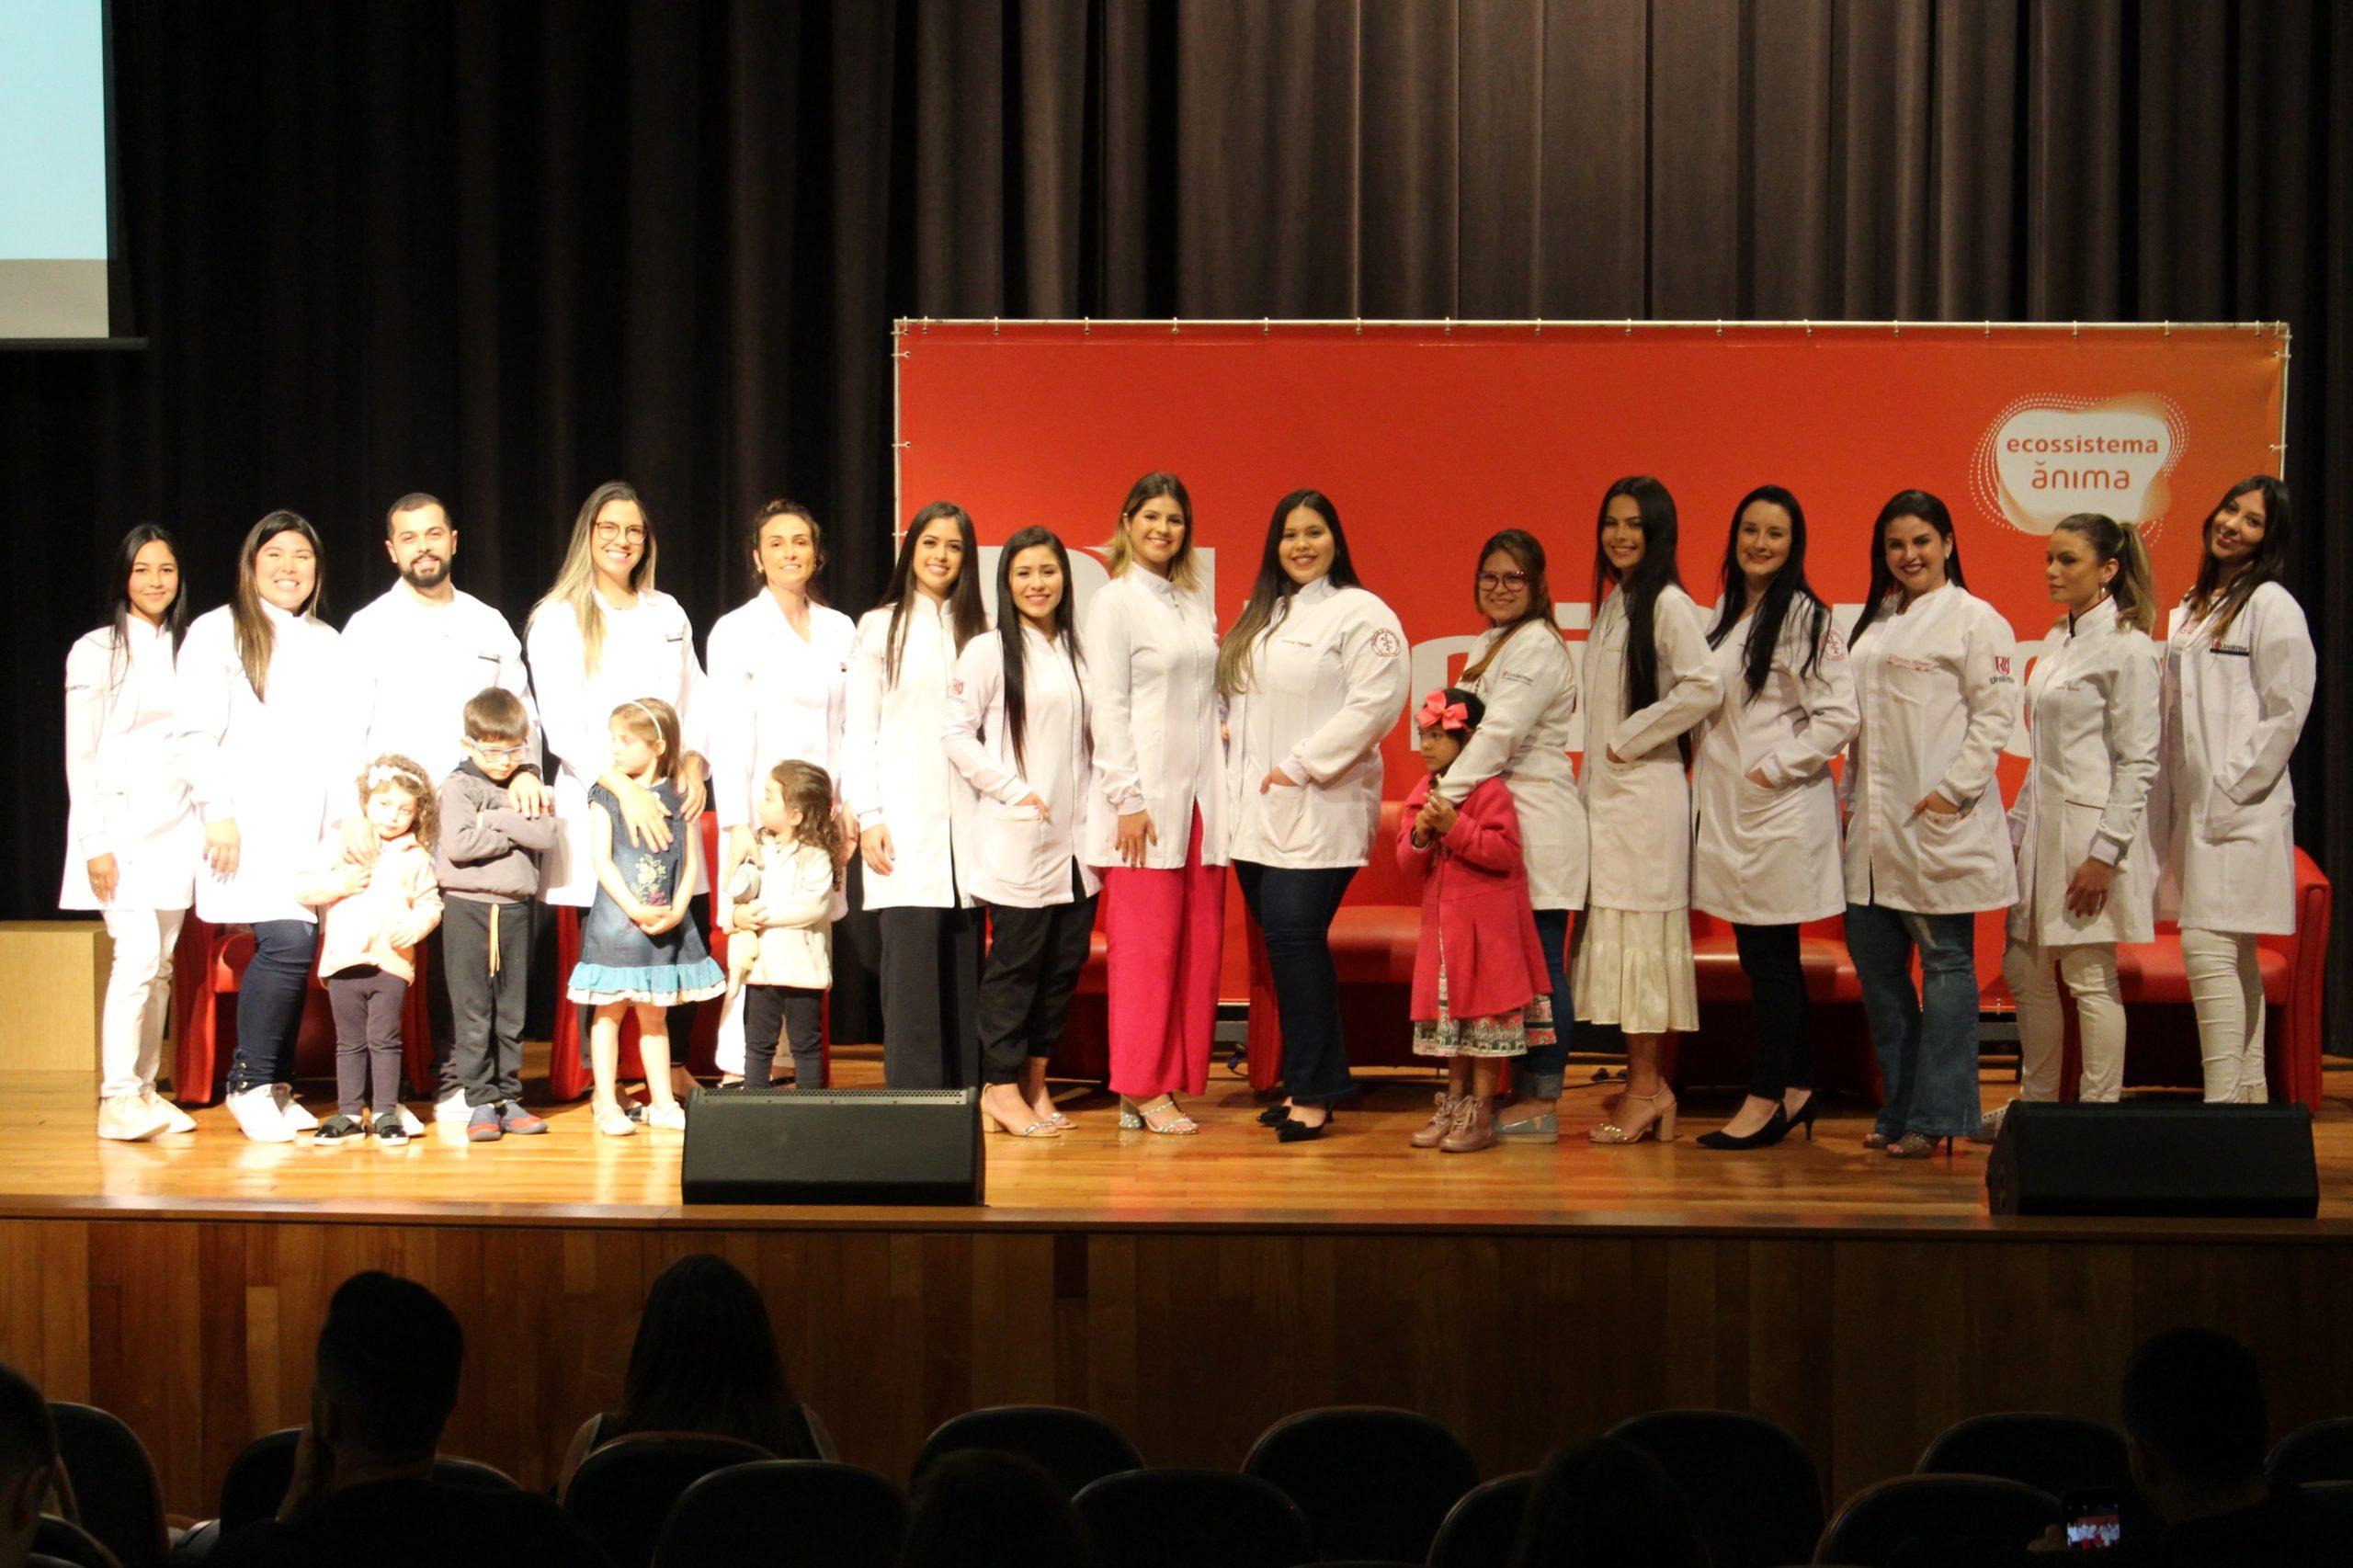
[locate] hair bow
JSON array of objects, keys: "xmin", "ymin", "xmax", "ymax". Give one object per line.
[{"xmin": 1417, "ymin": 692, "xmax": 1471, "ymax": 733}]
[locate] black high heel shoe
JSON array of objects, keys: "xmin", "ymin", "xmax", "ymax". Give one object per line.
[
  {"xmin": 1785, "ymin": 1093, "xmax": 1820, "ymax": 1142},
  {"xmin": 1695, "ymin": 1105, "xmax": 1790, "ymax": 1151},
  {"xmin": 1277, "ymin": 1108, "xmax": 1334, "ymax": 1143},
  {"xmin": 1256, "ymin": 1102, "xmax": 1293, "ymax": 1128}
]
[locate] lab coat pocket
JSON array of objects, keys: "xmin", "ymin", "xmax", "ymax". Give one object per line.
[
  {"xmin": 1735, "ymin": 774, "xmax": 1802, "ymax": 829},
  {"xmin": 1256, "ymin": 779, "xmax": 1314, "ymax": 857},
  {"xmin": 2198, "ymin": 783, "xmax": 2269, "ymax": 846},
  {"xmin": 980, "ymin": 801, "xmax": 1053, "ymax": 892},
  {"xmin": 1915, "ymin": 806, "xmax": 1994, "ymax": 883}
]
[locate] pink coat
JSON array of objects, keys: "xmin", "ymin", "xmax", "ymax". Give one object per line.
[
  {"xmin": 295, "ymin": 835, "xmax": 443, "ymax": 983},
  {"xmin": 1396, "ymin": 773, "xmax": 1552, "ymax": 1022}
]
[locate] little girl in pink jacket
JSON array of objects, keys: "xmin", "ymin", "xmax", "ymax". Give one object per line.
[
  {"xmin": 1397, "ymin": 687, "xmax": 1552, "ymax": 1153},
  {"xmin": 295, "ymin": 756, "xmax": 443, "ymax": 1145}
]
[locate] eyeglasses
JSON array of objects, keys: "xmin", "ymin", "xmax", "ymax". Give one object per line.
[
  {"xmin": 1477, "ymin": 571, "xmax": 1530, "ymax": 591},
  {"xmin": 594, "ymin": 522, "xmax": 648, "ymax": 544},
  {"xmin": 469, "ymin": 742, "xmax": 529, "ymax": 759}
]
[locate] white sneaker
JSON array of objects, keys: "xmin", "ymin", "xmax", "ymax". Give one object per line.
[
  {"xmin": 97, "ymin": 1095, "xmax": 171, "ymax": 1142},
  {"xmin": 434, "ymin": 1086, "xmax": 472, "ymax": 1124},
  {"xmin": 227, "ymin": 1085, "xmax": 294, "ymax": 1142},
  {"xmin": 643, "ymin": 1102, "xmax": 688, "ymax": 1131},
  {"xmin": 143, "ymin": 1089, "xmax": 199, "ymax": 1134},
  {"xmin": 395, "ymin": 1105, "xmax": 426, "ymax": 1136},
  {"xmin": 272, "ymin": 1085, "xmax": 320, "ymax": 1132}
]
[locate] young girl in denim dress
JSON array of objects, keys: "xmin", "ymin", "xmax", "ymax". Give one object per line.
[{"xmin": 567, "ymin": 698, "xmax": 724, "ymax": 1136}]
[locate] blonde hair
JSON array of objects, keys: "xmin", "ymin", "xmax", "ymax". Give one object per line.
[
  {"xmin": 1104, "ymin": 472, "xmax": 1202, "ymax": 594},
  {"xmin": 609, "ymin": 698, "xmax": 681, "ymax": 783},
  {"xmin": 2054, "ymin": 513, "xmax": 2156, "ymax": 635},
  {"xmin": 532, "ymin": 482, "xmax": 655, "ymax": 676},
  {"xmin": 356, "ymin": 754, "xmax": 438, "ymax": 849},
  {"xmin": 768, "ymin": 759, "xmax": 843, "ymax": 889}
]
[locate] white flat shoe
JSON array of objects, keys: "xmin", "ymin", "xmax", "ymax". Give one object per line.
[
  {"xmin": 228, "ymin": 1085, "xmax": 293, "ymax": 1143},
  {"xmin": 97, "ymin": 1096, "xmax": 171, "ymax": 1142},
  {"xmin": 643, "ymin": 1103, "xmax": 687, "ymax": 1131},
  {"xmin": 143, "ymin": 1090, "xmax": 199, "ymax": 1134},
  {"xmin": 272, "ymin": 1085, "xmax": 319, "ymax": 1133},
  {"xmin": 596, "ymin": 1107, "xmax": 637, "ymax": 1138}
]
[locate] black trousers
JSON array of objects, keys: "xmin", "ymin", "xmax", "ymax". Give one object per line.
[
  {"xmin": 744, "ymin": 984, "xmax": 825, "ymax": 1087},
  {"xmin": 976, "ymin": 881, "xmax": 1098, "ymax": 1087},
  {"xmin": 444, "ymin": 896, "xmax": 532, "ymax": 1108},
  {"xmin": 1734, "ymin": 921, "xmax": 1813, "ymax": 1098},
  {"xmin": 877, "ymin": 904, "xmax": 985, "ymax": 1088},
  {"xmin": 1233, "ymin": 860, "xmax": 1358, "ymax": 1105},
  {"xmin": 326, "ymin": 965, "xmax": 407, "ymax": 1117}
]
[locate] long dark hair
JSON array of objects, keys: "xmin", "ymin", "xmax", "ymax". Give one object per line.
[
  {"xmin": 994, "ymin": 526, "xmax": 1083, "ymax": 777},
  {"xmin": 2185, "ymin": 475, "xmax": 2292, "ymax": 642},
  {"xmin": 1708, "ymin": 484, "xmax": 1831, "ymax": 699},
  {"xmin": 881, "ymin": 501, "xmax": 989, "ymax": 687},
  {"xmin": 231, "ymin": 510, "xmax": 324, "ymax": 700},
  {"xmin": 1847, "ymin": 488, "xmax": 1970, "ymax": 648},
  {"xmin": 104, "ymin": 524, "xmax": 188, "ymax": 690},
  {"xmin": 1590, "ymin": 475, "xmax": 1684, "ymax": 713},
  {"xmin": 1461, "ymin": 528, "xmax": 1554, "ymax": 685},
  {"xmin": 1216, "ymin": 489, "xmax": 1364, "ymax": 697},
  {"xmin": 612, "ymin": 1254, "xmax": 813, "ymax": 1459}
]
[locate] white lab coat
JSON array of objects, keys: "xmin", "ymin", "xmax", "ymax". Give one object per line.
[
  {"xmin": 1689, "ymin": 601, "xmax": 1858, "ymax": 926},
  {"xmin": 340, "ymin": 584, "xmax": 536, "ymax": 782},
  {"xmin": 706, "ymin": 592, "xmax": 858, "ymax": 827},
  {"xmin": 2006, "ymin": 597, "xmax": 2161, "ymax": 948},
  {"xmin": 2150, "ymin": 582, "xmax": 2316, "ymax": 936},
  {"xmin": 175, "ymin": 603, "xmax": 352, "ymax": 926},
  {"xmin": 941, "ymin": 627, "xmax": 1100, "ymax": 908},
  {"xmin": 1437, "ymin": 619, "xmax": 1586, "ymax": 910},
  {"xmin": 60, "ymin": 619, "xmax": 200, "ymax": 912},
  {"xmin": 1081, "ymin": 571, "xmax": 1227, "ymax": 869},
  {"xmin": 525, "ymin": 588, "xmax": 709, "ymax": 907},
  {"xmin": 1840, "ymin": 585, "xmax": 2019, "ymax": 915},
  {"xmin": 1223, "ymin": 577, "xmax": 1410, "ymax": 869},
  {"xmin": 1580, "ymin": 585, "xmax": 1721, "ymax": 913},
  {"xmin": 843, "ymin": 597, "xmax": 978, "ymax": 911}
]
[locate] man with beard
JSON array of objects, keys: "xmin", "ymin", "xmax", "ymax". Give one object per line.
[{"xmin": 339, "ymin": 493, "xmax": 548, "ymax": 1125}]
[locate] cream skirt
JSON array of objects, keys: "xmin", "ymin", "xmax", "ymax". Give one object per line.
[{"xmin": 1570, "ymin": 905, "xmax": 1699, "ymax": 1036}]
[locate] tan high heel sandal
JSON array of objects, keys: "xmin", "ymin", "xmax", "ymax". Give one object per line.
[{"xmin": 1588, "ymin": 1086, "xmax": 1678, "ymax": 1145}]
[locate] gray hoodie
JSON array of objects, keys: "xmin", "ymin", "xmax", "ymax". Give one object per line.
[{"xmin": 436, "ymin": 764, "xmax": 559, "ymax": 903}]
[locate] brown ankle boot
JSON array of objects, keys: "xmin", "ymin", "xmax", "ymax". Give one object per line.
[
  {"xmin": 1440, "ymin": 1094, "xmax": 1495, "ymax": 1153},
  {"xmin": 1410, "ymin": 1092, "xmax": 1463, "ymax": 1149}
]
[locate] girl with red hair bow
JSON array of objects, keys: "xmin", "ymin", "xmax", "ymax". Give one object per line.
[{"xmin": 1397, "ymin": 687, "xmax": 1554, "ymax": 1153}]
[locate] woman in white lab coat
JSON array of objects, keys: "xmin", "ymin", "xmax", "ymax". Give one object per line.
[
  {"xmin": 1221, "ymin": 489, "xmax": 1411, "ymax": 1142},
  {"xmin": 1991, "ymin": 513, "xmax": 2161, "ymax": 1126},
  {"xmin": 1428, "ymin": 528, "xmax": 1583, "ymax": 1143},
  {"xmin": 844, "ymin": 501, "xmax": 992, "ymax": 1089},
  {"xmin": 526, "ymin": 482, "xmax": 711, "ymax": 1087},
  {"xmin": 62, "ymin": 526, "xmax": 202, "ymax": 1142},
  {"xmin": 176, "ymin": 511, "xmax": 352, "ymax": 1142},
  {"xmin": 2149, "ymin": 475, "xmax": 2316, "ymax": 1102},
  {"xmin": 944, "ymin": 528, "xmax": 1099, "ymax": 1138},
  {"xmin": 1574, "ymin": 475, "xmax": 1722, "ymax": 1146},
  {"xmin": 1841, "ymin": 489, "xmax": 2018, "ymax": 1158},
  {"xmin": 706, "ymin": 499, "xmax": 858, "ymax": 1085},
  {"xmin": 1084, "ymin": 473, "xmax": 1226, "ymax": 1135},
  {"xmin": 1689, "ymin": 486, "xmax": 1858, "ymax": 1151}
]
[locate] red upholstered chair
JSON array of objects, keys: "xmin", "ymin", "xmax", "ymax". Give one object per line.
[
  {"xmin": 169, "ymin": 917, "xmax": 434, "ymax": 1108},
  {"xmin": 548, "ymin": 812, "xmax": 747, "ymax": 1101}
]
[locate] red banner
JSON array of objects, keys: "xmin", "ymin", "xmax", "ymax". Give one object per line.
[{"xmin": 896, "ymin": 320, "xmax": 2286, "ymax": 791}]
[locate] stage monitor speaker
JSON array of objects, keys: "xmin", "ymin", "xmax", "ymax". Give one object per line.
[
  {"xmin": 682, "ymin": 1086, "xmax": 983, "ymax": 1206},
  {"xmin": 1985, "ymin": 1102, "xmax": 2317, "ymax": 1218}
]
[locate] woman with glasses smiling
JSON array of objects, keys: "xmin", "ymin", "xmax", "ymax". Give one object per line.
[
  {"xmin": 1412, "ymin": 528, "xmax": 1583, "ymax": 1146},
  {"xmin": 527, "ymin": 482, "xmax": 711, "ymax": 1104}
]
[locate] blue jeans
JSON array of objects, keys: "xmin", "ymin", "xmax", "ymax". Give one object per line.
[
  {"xmin": 1845, "ymin": 901, "xmax": 1983, "ymax": 1139},
  {"xmin": 227, "ymin": 919, "xmax": 317, "ymax": 1094},
  {"xmin": 1235, "ymin": 861, "xmax": 1358, "ymax": 1105},
  {"xmin": 1519, "ymin": 908, "xmax": 1574, "ymax": 1098}
]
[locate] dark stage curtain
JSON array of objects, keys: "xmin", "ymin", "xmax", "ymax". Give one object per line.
[{"xmin": 5, "ymin": 0, "xmax": 2346, "ymax": 1027}]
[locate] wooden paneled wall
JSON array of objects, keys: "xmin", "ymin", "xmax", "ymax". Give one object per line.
[{"xmin": 5, "ymin": 1216, "xmax": 2349, "ymax": 1517}]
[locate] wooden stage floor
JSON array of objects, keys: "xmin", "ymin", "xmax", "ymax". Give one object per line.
[
  {"xmin": 4, "ymin": 1052, "xmax": 2349, "ymax": 1515},
  {"xmin": 5, "ymin": 1051, "xmax": 2350, "ymax": 1233}
]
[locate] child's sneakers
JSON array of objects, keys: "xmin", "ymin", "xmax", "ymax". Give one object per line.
[
  {"xmin": 497, "ymin": 1102, "xmax": 549, "ymax": 1136},
  {"xmin": 371, "ymin": 1112, "xmax": 409, "ymax": 1146},
  {"xmin": 314, "ymin": 1114, "xmax": 367, "ymax": 1144},
  {"xmin": 467, "ymin": 1103, "xmax": 503, "ymax": 1142}
]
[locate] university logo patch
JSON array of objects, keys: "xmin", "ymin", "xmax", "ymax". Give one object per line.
[{"xmin": 1370, "ymin": 629, "xmax": 1403, "ymax": 659}]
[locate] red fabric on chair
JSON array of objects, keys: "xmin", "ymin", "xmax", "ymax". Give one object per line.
[
  {"xmin": 547, "ymin": 812, "xmax": 727, "ymax": 1102},
  {"xmin": 167, "ymin": 916, "xmax": 434, "ymax": 1106}
]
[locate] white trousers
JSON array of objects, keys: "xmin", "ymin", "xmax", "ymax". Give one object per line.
[
  {"xmin": 2179, "ymin": 926, "xmax": 2268, "ymax": 1104},
  {"xmin": 2002, "ymin": 938, "xmax": 2123, "ymax": 1104},
  {"xmin": 101, "ymin": 907, "xmax": 185, "ymax": 1100}
]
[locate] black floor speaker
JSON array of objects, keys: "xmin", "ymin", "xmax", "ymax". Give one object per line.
[
  {"xmin": 1984, "ymin": 1101, "xmax": 2318, "ymax": 1217},
  {"xmin": 682, "ymin": 1086, "xmax": 983, "ymax": 1206}
]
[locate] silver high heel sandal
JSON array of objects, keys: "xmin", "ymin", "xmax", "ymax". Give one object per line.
[
  {"xmin": 1119, "ymin": 1096, "xmax": 1199, "ymax": 1135},
  {"xmin": 1588, "ymin": 1087, "xmax": 1678, "ymax": 1145}
]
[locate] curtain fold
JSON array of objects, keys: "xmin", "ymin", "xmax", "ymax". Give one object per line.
[{"xmin": 3, "ymin": 0, "xmax": 2342, "ymax": 1028}]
